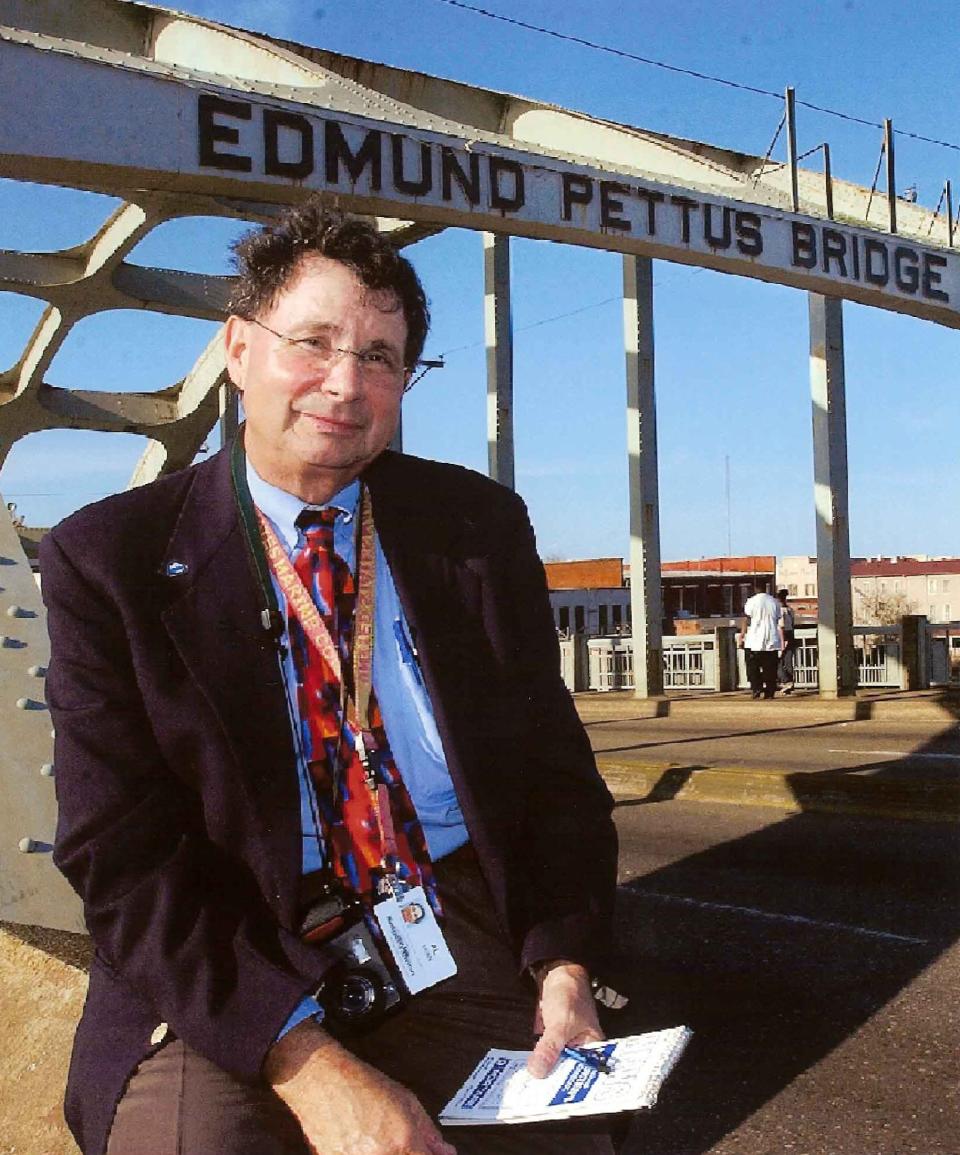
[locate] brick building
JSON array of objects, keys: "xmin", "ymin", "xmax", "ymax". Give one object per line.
[
  {"xmin": 778, "ymin": 555, "xmax": 960, "ymax": 624},
  {"xmin": 544, "ymin": 555, "xmax": 777, "ymax": 636}
]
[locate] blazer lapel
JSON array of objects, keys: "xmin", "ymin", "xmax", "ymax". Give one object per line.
[{"xmin": 159, "ymin": 449, "xmax": 302, "ymax": 909}]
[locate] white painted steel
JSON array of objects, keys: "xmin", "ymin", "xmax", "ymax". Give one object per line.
[
  {"xmin": 624, "ymin": 256, "xmax": 663, "ymax": 698},
  {"xmin": 484, "ymin": 233, "xmax": 514, "ymax": 490},
  {"xmin": 809, "ymin": 294, "xmax": 857, "ymax": 697},
  {"xmin": 1, "ymin": 25, "xmax": 958, "ymax": 326},
  {"xmin": 663, "ymin": 636, "xmax": 717, "ymax": 690},
  {"xmin": 588, "ymin": 634, "xmax": 717, "ymax": 692}
]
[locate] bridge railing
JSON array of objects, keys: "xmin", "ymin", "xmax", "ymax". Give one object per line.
[{"xmin": 574, "ymin": 620, "xmax": 960, "ymax": 694}]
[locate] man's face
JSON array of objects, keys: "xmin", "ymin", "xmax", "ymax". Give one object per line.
[{"xmin": 224, "ymin": 254, "xmax": 409, "ymax": 500}]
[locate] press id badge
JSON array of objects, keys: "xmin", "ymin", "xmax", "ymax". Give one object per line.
[{"xmin": 374, "ymin": 886, "xmax": 457, "ymax": 995}]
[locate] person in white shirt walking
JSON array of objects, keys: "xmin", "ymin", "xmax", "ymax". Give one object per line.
[{"xmin": 738, "ymin": 578, "xmax": 784, "ymax": 699}]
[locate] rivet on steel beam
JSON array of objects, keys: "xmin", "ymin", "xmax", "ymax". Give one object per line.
[
  {"xmin": 40, "ymin": 763, "xmax": 55, "ymax": 778},
  {"xmin": 28, "ymin": 665, "xmax": 47, "ymax": 678},
  {"xmin": 18, "ymin": 837, "xmax": 36, "ymax": 853}
]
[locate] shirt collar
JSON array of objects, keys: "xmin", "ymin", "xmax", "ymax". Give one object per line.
[{"xmin": 245, "ymin": 459, "xmax": 360, "ymax": 553}]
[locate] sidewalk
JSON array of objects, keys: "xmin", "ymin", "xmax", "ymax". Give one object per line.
[{"xmin": 574, "ymin": 688, "xmax": 960, "ymax": 822}]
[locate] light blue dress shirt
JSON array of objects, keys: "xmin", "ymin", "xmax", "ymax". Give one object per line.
[{"xmin": 246, "ymin": 463, "xmax": 468, "ymax": 1037}]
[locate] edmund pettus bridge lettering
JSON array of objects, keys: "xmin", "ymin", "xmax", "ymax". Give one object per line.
[{"xmin": 198, "ymin": 94, "xmax": 952, "ymax": 309}]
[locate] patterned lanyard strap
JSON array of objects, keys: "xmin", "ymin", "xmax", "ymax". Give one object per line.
[{"xmin": 255, "ymin": 487, "xmax": 399, "ymax": 862}]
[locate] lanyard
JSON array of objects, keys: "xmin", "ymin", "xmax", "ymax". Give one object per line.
[
  {"xmin": 229, "ymin": 435, "xmax": 400, "ymax": 871},
  {"xmin": 255, "ymin": 487, "xmax": 401, "ymax": 868}
]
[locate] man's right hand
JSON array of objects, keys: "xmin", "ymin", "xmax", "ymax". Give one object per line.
[{"xmin": 264, "ymin": 1019, "xmax": 456, "ymax": 1155}]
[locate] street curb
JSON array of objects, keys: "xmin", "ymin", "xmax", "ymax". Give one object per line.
[{"xmin": 596, "ymin": 756, "xmax": 960, "ymax": 823}]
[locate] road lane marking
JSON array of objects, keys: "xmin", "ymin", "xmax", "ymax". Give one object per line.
[
  {"xmin": 629, "ymin": 889, "xmax": 929, "ymax": 944},
  {"xmin": 827, "ymin": 748, "xmax": 960, "ymax": 760}
]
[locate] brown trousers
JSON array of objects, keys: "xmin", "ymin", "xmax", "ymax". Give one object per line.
[{"xmin": 106, "ymin": 847, "xmax": 615, "ymax": 1155}]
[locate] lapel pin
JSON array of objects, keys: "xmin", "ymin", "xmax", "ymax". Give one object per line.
[{"xmin": 164, "ymin": 560, "xmax": 189, "ymax": 577}]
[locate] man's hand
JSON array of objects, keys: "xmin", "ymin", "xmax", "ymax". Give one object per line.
[
  {"xmin": 526, "ymin": 959, "xmax": 604, "ymax": 1079},
  {"xmin": 265, "ymin": 1020, "xmax": 456, "ymax": 1155}
]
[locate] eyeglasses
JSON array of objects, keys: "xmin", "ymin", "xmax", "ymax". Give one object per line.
[{"xmin": 250, "ymin": 318, "xmax": 408, "ymax": 386}]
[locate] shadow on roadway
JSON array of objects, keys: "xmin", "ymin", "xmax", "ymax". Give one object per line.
[
  {"xmin": 585, "ymin": 714, "xmax": 887, "ymax": 757},
  {"xmin": 605, "ymin": 726, "xmax": 960, "ymax": 1154}
]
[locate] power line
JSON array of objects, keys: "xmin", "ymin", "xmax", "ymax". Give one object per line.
[
  {"xmin": 431, "ymin": 0, "xmax": 780, "ymax": 99},
  {"xmin": 428, "ymin": 0, "xmax": 960, "ymax": 155},
  {"xmin": 438, "ymin": 267, "xmax": 704, "ymax": 359}
]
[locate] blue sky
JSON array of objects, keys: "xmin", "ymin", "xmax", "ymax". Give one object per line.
[{"xmin": 1, "ymin": 0, "xmax": 958, "ymax": 561}]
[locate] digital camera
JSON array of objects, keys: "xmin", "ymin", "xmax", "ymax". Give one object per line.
[
  {"xmin": 318, "ymin": 917, "xmax": 402, "ymax": 1031},
  {"xmin": 298, "ymin": 880, "xmax": 402, "ymax": 1032}
]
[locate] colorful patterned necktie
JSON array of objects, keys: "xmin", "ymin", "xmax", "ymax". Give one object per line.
[{"xmin": 289, "ymin": 507, "xmax": 437, "ymax": 912}]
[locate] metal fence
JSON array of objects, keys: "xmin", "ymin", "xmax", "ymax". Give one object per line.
[
  {"xmin": 580, "ymin": 621, "xmax": 959, "ymax": 693},
  {"xmin": 784, "ymin": 626, "xmax": 902, "ymax": 690},
  {"xmin": 663, "ymin": 636, "xmax": 717, "ymax": 690},
  {"xmin": 587, "ymin": 635, "xmax": 718, "ymax": 692}
]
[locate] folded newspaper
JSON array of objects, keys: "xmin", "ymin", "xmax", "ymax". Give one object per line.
[{"xmin": 439, "ymin": 1027, "xmax": 692, "ymax": 1127}]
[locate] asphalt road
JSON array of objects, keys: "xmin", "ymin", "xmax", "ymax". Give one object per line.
[
  {"xmin": 603, "ymin": 800, "xmax": 959, "ymax": 1155},
  {"xmin": 586, "ymin": 714, "xmax": 960, "ymax": 780}
]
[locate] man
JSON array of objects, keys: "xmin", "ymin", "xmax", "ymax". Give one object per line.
[
  {"xmin": 738, "ymin": 577, "xmax": 783, "ymax": 699},
  {"xmin": 776, "ymin": 588, "xmax": 797, "ymax": 694},
  {"xmin": 40, "ymin": 203, "xmax": 618, "ymax": 1155}
]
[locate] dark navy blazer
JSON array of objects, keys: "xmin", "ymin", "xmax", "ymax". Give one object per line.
[{"xmin": 40, "ymin": 444, "xmax": 617, "ymax": 1155}]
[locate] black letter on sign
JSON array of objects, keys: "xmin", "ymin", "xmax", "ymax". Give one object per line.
[
  {"xmin": 635, "ymin": 187, "xmax": 665, "ymax": 235},
  {"xmin": 703, "ymin": 205, "xmax": 732, "ymax": 250},
  {"xmin": 922, "ymin": 253, "xmax": 949, "ymax": 302},
  {"xmin": 392, "ymin": 135, "xmax": 433, "ymax": 196},
  {"xmin": 489, "ymin": 157, "xmax": 525, "ymax": 213},
  {"xmin": 198, "ymin": 94, "xmax": 252, "ymax": 172},
  {"xmin": 670, "ymin": 196, "xmax": 699, "ymax": 243},
  {"xmin": 791, "ymin": 222, "xmax": 817, "ymax": 269},
  {"xmin": 893, "ymin": 246, "xmax": 920, "ymax": 293},
  {"xmin": 863, "ymin": 239, "xmax": 889, "ymax": 285},
  {"xmin": 263, "ymin": 110, "xmax": 314, "ymax": 180},
  {"xmin": 441, "ymin": 148, "xmax": 481, "ymax": 205},
  {"xmin": 562, "ymin": 174, "xmax": 593, "ymax": 221},
  {"xmin": 600, "ymin": 182, "xmax": 631, "ymax": 232},
  {"xmin": 821, "ymin": 229, "xmax": 848, "ymax": 277},
  {"xmin": 325, "ymin": 122, "xmax": 382, "ymax": 189},
  {"xmin": 734, "ymin": 211, "xmax": 763, "ymax": 256}
]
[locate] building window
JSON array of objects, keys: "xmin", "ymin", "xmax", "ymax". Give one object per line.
[
  {"xmin": 574, "ymin": 605, "xmax": 585, "ymax": 633},
  {"xmin": 928, "ymin": 578, "xmax": 939, "ymax": 595},
  {"xmin": 945, "ymin": 604, "xmax": 952, "ymax": 621},
  {"xmin": 943, "ymin": 580, "xmax": 951, "ymax": 593},
  {"xmin": 929, "ymin": 605, "xmax": 937, "ymax": 621},
  {"xmin": 788, "ymin": 584, "xmax": 798, "ymax": 596},
  {"xmin": 559, "ymin": 606, "xmax": 570, "ymax": 632},
  {"xmin": 804, "ymin": 583, "xmax": 816, "ymax": 596},
  {"xmin": 612, "ymin": 604, "xmax": 623, "ymax": 632},
  {"xmin": 598, "ymin": 605, "xmax": 608, "ymax": 635}
]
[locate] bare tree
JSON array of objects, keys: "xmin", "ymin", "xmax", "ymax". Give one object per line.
[{"xmin": 854, "ymin": 589, "xmax": 916, "ymax": 626}]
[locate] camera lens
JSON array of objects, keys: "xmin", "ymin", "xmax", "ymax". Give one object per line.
[{"xmin": 329, "ymin": 965, "xmax": 384, "ymax": 1024}]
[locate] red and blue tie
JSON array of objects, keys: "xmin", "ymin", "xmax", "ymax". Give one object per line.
[{"xmin": 289, "ymin": 509, "xmax": 437, "ymax": 912}]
